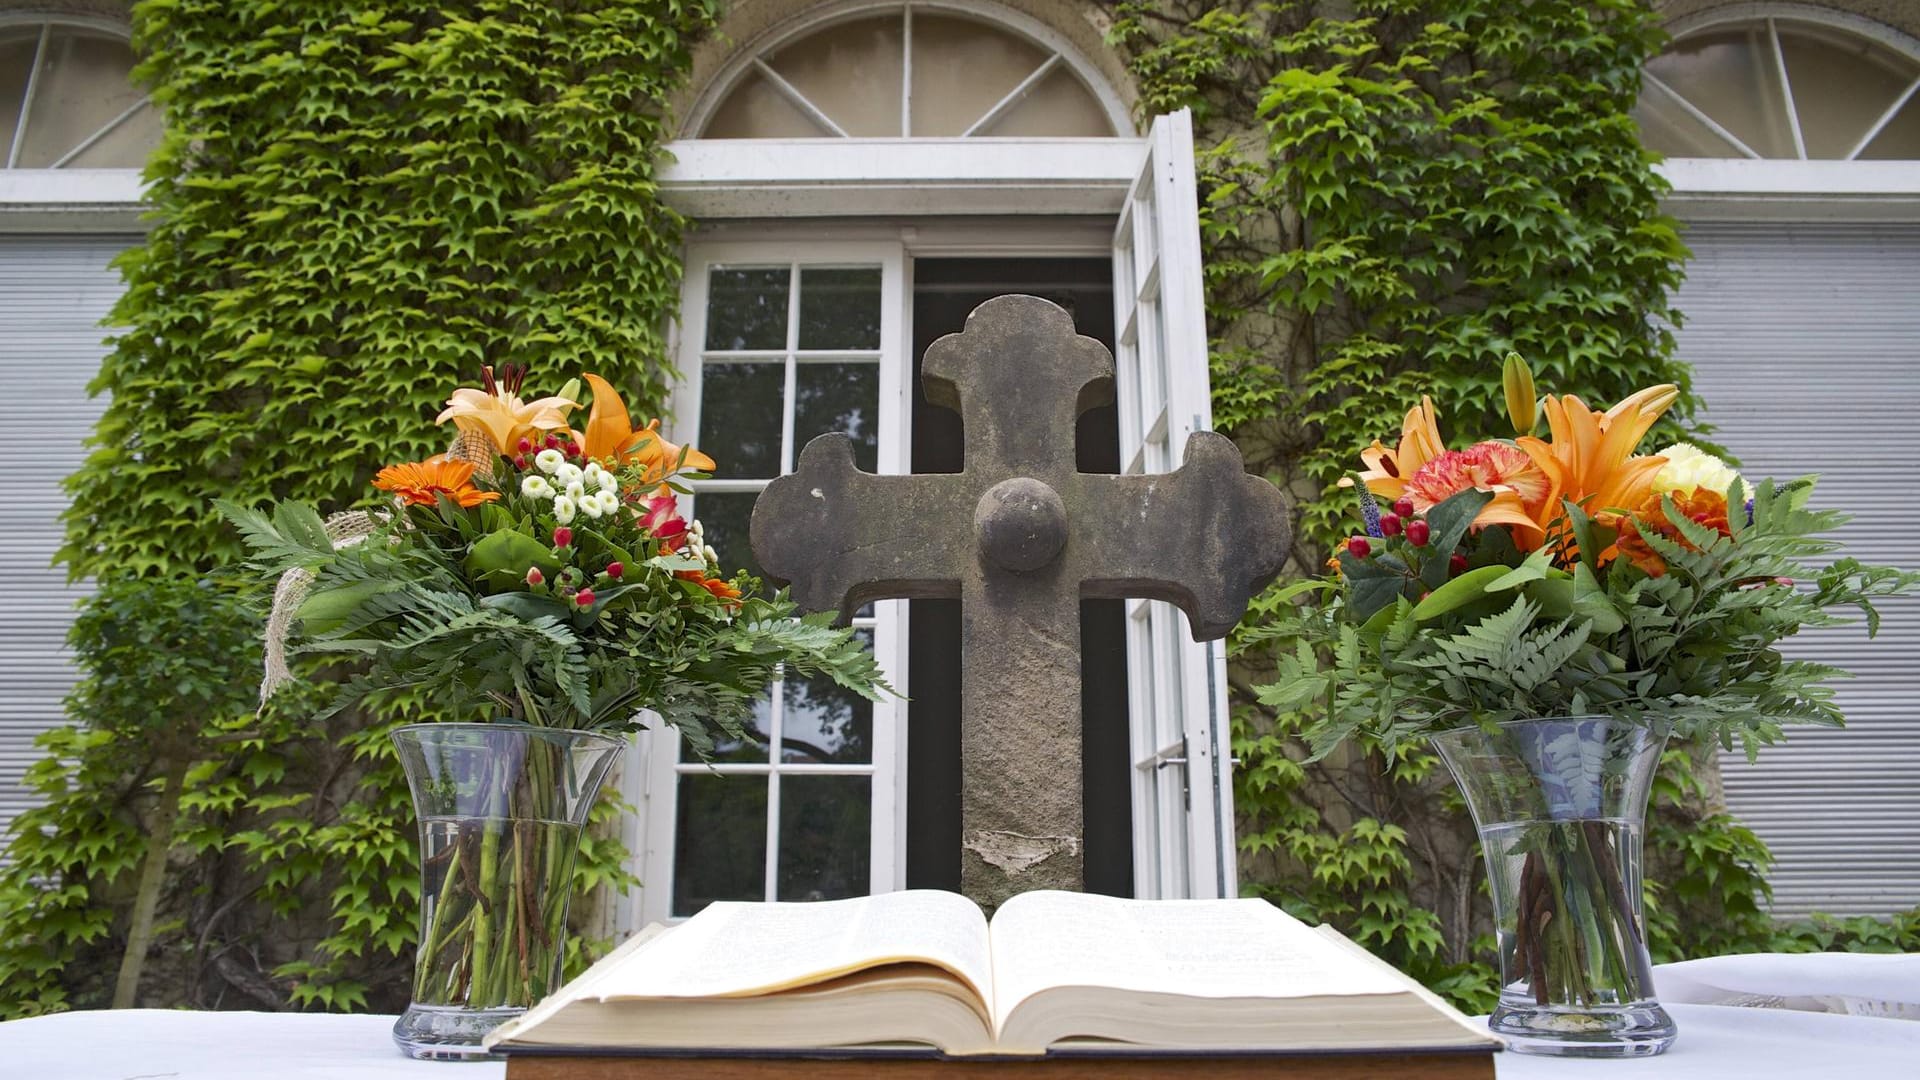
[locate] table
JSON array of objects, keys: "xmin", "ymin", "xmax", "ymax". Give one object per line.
[{"xmin": 4, "ymin": 1004, "xmax": 1919, "ymax": 1079}]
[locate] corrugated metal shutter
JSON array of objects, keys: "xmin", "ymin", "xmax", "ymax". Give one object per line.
[
  {"xmin": 0, "ymin": 235, "xmax": 130, "ymax": 846},
  {"xmin": 1673, "ymin": 221, "xmax": 1920, "ymax": 917}
]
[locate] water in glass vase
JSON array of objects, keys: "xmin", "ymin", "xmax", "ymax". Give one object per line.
[
  {"xmin": 1482, "ymin": 816, "xmax": 1674, "ymax": 1055},
  {"xmin": 394, "ymin": 816, "xmax": 582, "ymax": 1058}
]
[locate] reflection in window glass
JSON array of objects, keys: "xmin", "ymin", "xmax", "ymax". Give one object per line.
[
  {"xmin": 794, "ymin": 363, "xmax": 879, "ymax": 472},
  {"xmin": 693, "ymin": 693, "xmax": 773, "ymax": 764},
  {"xmin": 783, "ymin": 630, "xmax": 874, "ymax": 764},
  {"xmin": 778, "ymin": 776, "xmax": 871, "ymax": 901},
  {"xmin": 691, "ymin": 491, "xmax": 765, "ymax": 582},
  {"xmin": 673, "ymin": 773, "xmax": 768, "ymax": 916},
  {"xmin": 699, "ymin": 362, "xmax": 785, "ymax": 478},
  {"xmin": 706, "ymin": 267, "xmax": 790, "ymax": 350},
  {"xmin": 908, "ymin": 14, "xmax": 1048, "ymax": 137},
  {"xmin": 799, "ymin": 267, "xmax": 882, "ymax": 349},
  {"xmin": 768, "ymin": 16, "xmax": 903, "ymax": 137}
]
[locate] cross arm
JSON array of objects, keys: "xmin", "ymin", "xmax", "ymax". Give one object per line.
[
  {"xmin": 1074, "ymin": 432, "xmax": 1292, "ymax": 640},
  {"xmin": 750, "ymin": 433, "xmax": 975, "ymax": 621}
]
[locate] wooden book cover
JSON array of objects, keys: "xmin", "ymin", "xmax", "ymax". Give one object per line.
[{"xmin": 487, "ymin": 891, "xmax": 1501, "ymax": 1068}]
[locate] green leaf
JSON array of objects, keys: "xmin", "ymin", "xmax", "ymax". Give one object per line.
[
  {"xmin": 464, "ymin": 530, "xmax": 559, "ymax": 586},
  {"xmin": 1420, "ymin": 489, "xmax": 1492, "ymax": 588},
  {"xmin": 1411, "ymin": 564, "xmax": 1512, "ymax": 621}
]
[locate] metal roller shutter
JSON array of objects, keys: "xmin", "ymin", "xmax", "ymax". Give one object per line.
[
  {"xmin": 0, "ymin": 235, "xmax": 130, "ymax": 846},
  {"xmin": 1673, "ymin": 221, "xmax": 1920, "ymax": 917}
]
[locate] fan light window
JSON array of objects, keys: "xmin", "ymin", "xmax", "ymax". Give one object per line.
[
  {"xmin": 700, "ymin": 5, "xmax": 1116, "ymax": 138},
  {"xmin": 1635, "ymin": 13, "xmax": 1920, "ymax": 160},
  {"xmin": 1, "ymin": 18, "xmax": 158, "ymax": 169}
]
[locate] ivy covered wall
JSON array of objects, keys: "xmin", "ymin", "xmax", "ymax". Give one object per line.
[{"xmin": 0, "ymin": 0, "xmax": 721, "ymax": 1016}]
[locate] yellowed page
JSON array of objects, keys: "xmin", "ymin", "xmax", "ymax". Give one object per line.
[
  {"xmin": 987, "ymin": 891, "xmax": 1411, "ymax": 1032},
  {"xmin": 587, "ymin": 890, "xmax": 994, "ymax": 1005},
  {"xmin": 485, "ymin": 922, "xmax": 674, "ymax": 1049}
]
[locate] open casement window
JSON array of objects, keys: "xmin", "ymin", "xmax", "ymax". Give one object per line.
[
  {"xmin": 631, "ymin": 108, "xmax": 1229, "ymax": 925},
  {"xmin": 1111, "ymin": 110, "xmax": 1236, "ymax": 900}
]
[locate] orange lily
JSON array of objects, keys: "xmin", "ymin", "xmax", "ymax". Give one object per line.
[
  {"xmin": 579, "ymin": 374, "xmax": 717, "ymax": 484},
  {"xmin": 373, "ymin": 456, "xmax": 499, "ymax": 508},
  {"xmin": 1350, "ymin": 395, "xmax": 1446, "ymax": 502},
  {"xmin": 1517, "ymin": 384, "xmax": 1678, "ymax": 556},
  {"xmin": 436, "ymin": 364, "xmax": 577, "ymax": 454}
]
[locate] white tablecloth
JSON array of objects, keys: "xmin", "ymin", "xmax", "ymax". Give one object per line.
[{"xmin": 4, "ymin": 1004, "xmax": 1919, "ymax": 1079}]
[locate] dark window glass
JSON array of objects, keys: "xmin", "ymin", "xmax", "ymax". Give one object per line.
[
  {"xmin": 673, "ymin": 773, "xmax": 767, "ymax": 916},
  {"xmin": 698, "ymin": 362, "xmax": 784, "ymax": 478},
  {"xmin": 794, "ymin": 362, "xmax": 878, "ymax": 472},
  {"xmin": 777, "ymin": 776, "xmax": 871, "ymax": 901},
  {"xmin": 798, "ymin": 267, "xmax": 881, "ymax": 350},
  {"xmin": 706, "ymin": 267, "xmax": 790, "ymax": 350}
]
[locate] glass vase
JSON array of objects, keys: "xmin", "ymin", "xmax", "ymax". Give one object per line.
[
  {"xmin": 389, "ymin": 723, "xmax": 623, "ymax": 1060},
  {"xmin": 1432, "ymin": 716, "xmax": 1677, "ymax": 1058}
]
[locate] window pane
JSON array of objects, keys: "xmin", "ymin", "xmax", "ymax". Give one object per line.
[
  {"xmin": 0, "ymin": 30, "xmax": 36, "ymax": 162},
  {"xmin": 62, "ymin": 98, "xmax": 161, "ymax": 168},
  {"xmin": 767, "ymin": 15, "xmax": 901, "ymax": 138},
  {"xmin": 981, "ymin": 66, "xmax": 1114, "ymax": 138},
  {"xmin": 15, "ymin": 30, "xmax": 147, "ymax": 169},
  {"xmin": 706, "ymin": 267, "xmax": 790, "ymax": 350},
  {"xmin": 782, "ymin": 630, "xmax": 874, "ymax": 764},
  {"xmin": 798, "ymin": 267, "xmax": 882, "ymax": 349},
  {"xmin": 908, "ymin": 14, "xmax": 1049, "ymax": 137},
  {"xmin": 1779, "ymin": 26, "xmax": 1915, "ymax": 159},
  {"xmin": 1644, "ymin": 28, "xmax": 1794, "ymax": 159},
  {"xmin": 699, "ymin": 362, "xmax": 784, "ymax": 478},
  {"xmin": 777, "ymin": 776, "xmax": 871, "ymax": 901},
  {"xmin": 702, "ymin": 71, "xmax": 828, "ymax": 138},
  {"xmin": 1633, "ymin": 94, "xmax": 1748, "ymax": 158},
  {"xmin": 691, "ymin": 491, "xmax": 766, "ymax": 583},
  {"xmin": 794, "ymin": 362, "xmax": 878, "ymax": 472},
  {"xmin": 1860, "ymin": 97, "xmax": 1920, "ymax": 161},
  {"xmin": 686, "ymin": 692, "xmax": 772, "ymax": 764},
  {"xmin": 673, "ymin": 773, "xmax": 768, "ymax": 915}
]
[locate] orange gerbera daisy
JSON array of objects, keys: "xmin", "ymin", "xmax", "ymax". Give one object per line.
[
  {"xmin": 1614, "ymin": 487, "xmax": 1731, "ymax": 578},
  {"xmin": 577, "ymin": 374, "xmax": 717, "ymax": 484},
  {"xmin": 372, "ymin": 456, "xmax": 499, "ymax": 508}
]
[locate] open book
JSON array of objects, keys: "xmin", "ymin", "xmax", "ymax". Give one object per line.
[{"xmin": 485, "ymin": 890, "xmax": 1498, "ymax": 1057}]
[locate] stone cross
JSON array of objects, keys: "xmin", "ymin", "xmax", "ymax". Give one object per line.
[{"xmin": 751, "ymin": 295, "xmax": 1290, "ymax": 908}]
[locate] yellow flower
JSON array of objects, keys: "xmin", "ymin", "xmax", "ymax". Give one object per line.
[
  {"xmin": 1349, "ymin": 395, "xmax": 1446, "ymax": 502},
  {"xmin": 435, "ymin": 364, "xmax": 578, "ymax": 454},
  {"xmin": 578, "ymin": 373, "xmax": 717, "ymax": 483},
  {"xmin": 1651, "ymin": 443, "xmax": 1753, "ymax": 502}
]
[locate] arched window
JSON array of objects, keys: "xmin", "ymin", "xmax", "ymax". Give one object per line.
[
  {"xmin": 689, "ymin": 2, "xmax": 1125, "ymax": 139},
  {"xmin": 1634, "ymin": 8, "xmax": 1920, "ymax": 160},
  {"xmin": 1, "ymin": 16, "xmax": 159, "ymax": 169}
]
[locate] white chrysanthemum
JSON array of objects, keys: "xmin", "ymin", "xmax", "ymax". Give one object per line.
[
  {"xmin": 565, "ymin": 480, "xmax": 587, "ymax": 501},
  {"xmin": 535, "ymin": 448, "xmax": 566, "ymax": 475},
  {"xmin": 579, "ymin": 493, "xmax": 605, "ymax": 519},
  {"xmin": 553, "ymin": 495, "xmax": 577, "ymax": 525},
  {"xmin": 1653, "ymin": 443, "xmax": 1754, "ymax": 502},
  {"xmin": 555, "ymin": 462, "xmax": 584, "ymax": 487},
  {"xmin": 597, "ymin": 470, "xmax": 619, "ymax": 494},
  {"xmin": 520, "ymin": 475, "xmax": 554, "ymax": 500},
  {"xmin": 597, "ymin": 490, "xmax": 623, "ymax": 516}
]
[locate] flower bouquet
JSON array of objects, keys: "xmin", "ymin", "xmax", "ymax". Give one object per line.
[
  {"xmin": 1252, "ymin": 355, "xmax": 1917, "ymax": 1056},
  {"xmin": 221, "ymin": 367, "xmax": 887, "ymax": 1058}
]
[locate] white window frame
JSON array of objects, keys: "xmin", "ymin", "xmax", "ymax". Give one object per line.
[
  {"xmin": 0, "ymin": 14, "xmax": 147, "ymax": 233},
  {"xmin": 627, "ymin": 240, "xmax": 911, "ymax": 928}
]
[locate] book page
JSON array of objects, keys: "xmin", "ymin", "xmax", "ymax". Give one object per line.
[
  {"xmin": 987, "ymin": 891, "xmax": 1413, "ymax": 1031},
  {"xmin": 585, "ymin": 890, "xmax": 995, "ymax": 1005}
]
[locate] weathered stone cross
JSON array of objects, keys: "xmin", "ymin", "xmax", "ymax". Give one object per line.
[{"xmin": 751, "ymin": 295, "xmax": 1290, "ymax": 908}]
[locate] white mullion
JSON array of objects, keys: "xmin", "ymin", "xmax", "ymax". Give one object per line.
[
  {"xmin": 675, "ymin": 762, "xmax": 876, "ymax": 778},
  {"xmin": 7, "ymin": 23, "xmax": 52, "ymax": 169},
  {"xmin": 1845, "ymin": 75, "xmax": 1920, "ymax": 161},
  {"xmin": 781, "ymin": 264, "xmax": 801, "ymax": 473},
  {"xmin": 48, "ymin": 95, "xmax": 153, "ymax": 170},
  {"xmin": 960, "ymin": 53, "xmax": 1063, "ymax": 138},
  {"xmin": 751, "ymin": 57, "xmax": 849, "ymax": 138},
  {"xmin": 701, "ymin": 349, "xmax": 790, "ymax": 360},
  {"xmin": 900, "ymin": 5, "xmax": 913, "ymax": 138},
  {"xmin": 765, "ymin": 656, "xmax": 787, "ymax": 902},
  {"xmin": 1643, "ymin": 72, "xmax": 1763, "ymax": 160},
  {"xmin": 691, "ymin": 477, "xmax": 773, "ymax": 495},
  {"xmin": 1768, "ymin": 19, "xmax": 1807, "ymax": 160}
]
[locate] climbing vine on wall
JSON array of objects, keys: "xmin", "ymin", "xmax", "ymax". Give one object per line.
[
  {"xmin": 1107, "ymin": 0, "xmax": 1917, "ymax": 1008},
  {"xmin": 0, "ymin": 0, "xmax": 719, "ymax": 1016}
]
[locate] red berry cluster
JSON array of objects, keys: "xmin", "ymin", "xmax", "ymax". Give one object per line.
[
  {"xmin": 1346, "ymin": 497, "xmax": 1469, "ymax": 578},
  {"xmin": 504, "ymin": 433, "xmax": 589, "ymax": 472}
]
